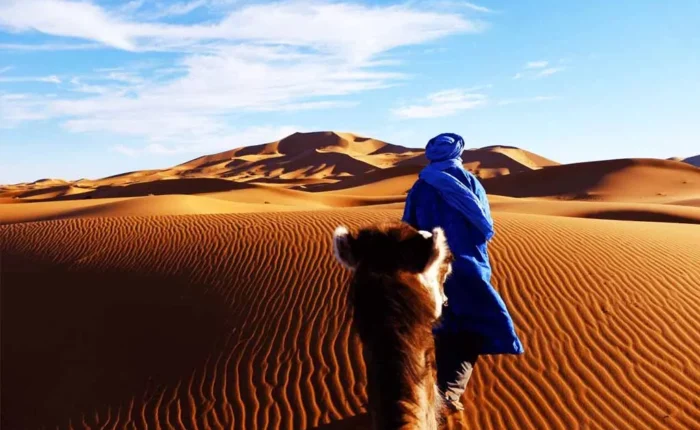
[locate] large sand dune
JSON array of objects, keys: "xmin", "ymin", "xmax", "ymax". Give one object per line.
[{"xmin": 2, "ymin": 210, "xmax": 700, "ymax": 429}]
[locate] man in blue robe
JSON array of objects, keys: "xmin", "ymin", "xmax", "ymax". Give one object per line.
[{"xmin": 402, "ymin": 132, "xmax": 524, "ymax": 412}]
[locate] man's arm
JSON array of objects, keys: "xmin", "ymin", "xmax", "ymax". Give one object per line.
[
  {"xmin": 402, "ymin": 187, "xmax": 418, "ymax": 227},
  {"xmin": 473, "ymin": 180, "xmax": 494, "ymax": 240}
]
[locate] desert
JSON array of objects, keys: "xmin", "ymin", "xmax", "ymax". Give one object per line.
[{"xmin": 2, "ymin": 131, "xmax": 699, "ymax": 429}]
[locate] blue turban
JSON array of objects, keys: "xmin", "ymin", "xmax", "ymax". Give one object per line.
[{"xmin": 425, "ymin": 132, "xmax": 465, "ymax": 164}]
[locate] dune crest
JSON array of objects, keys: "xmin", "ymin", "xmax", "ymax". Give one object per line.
[{"xmin": 2, "ymin": 131, "xmax": 559, "ymax": 201}]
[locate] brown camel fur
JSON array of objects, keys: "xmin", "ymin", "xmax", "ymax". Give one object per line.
[{"xmin": 333, "ymin": 221, "xmax": 453, "ymax": 430}]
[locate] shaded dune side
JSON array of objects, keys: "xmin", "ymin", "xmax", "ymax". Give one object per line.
[{"xmin": 2, "ymin": 211, "xmax": 700, "ymax": 429}]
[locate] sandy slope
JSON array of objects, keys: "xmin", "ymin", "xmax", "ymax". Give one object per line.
[{"xmin": 2, "ymin": 210, "xmax": 699, "ymax": 430}]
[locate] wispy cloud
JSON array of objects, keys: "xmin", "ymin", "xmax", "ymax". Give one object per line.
[
  {"xmin": 535, "ymin": 67, "xmax": 565, "ymax": 78},
  {"xmin": 461, "ymin": 2, "xmax": 493, "ymax": 13},
  {"xmin": 0, "ymin": 93, "xmax": 51, "ymax": 127},
  {"xmin": 152, "ymin": 1, "xmax": 208, "ymax": 18},
  {"xmin": 392, "ymin": 89, "xmax": 488, "ymax": 119},
  {"xmin": 525, "ymin": 60, "xmax": 548, "ymax": 69},
  {"xmin": 514, "ymin": 60, "xmax": 567, "ymax": 79},
  {"xmin": 0, "ymin": 75, "xmax": 61, "ymax": 83},
  {"xmin": 0, "ymin": 0, "xmax": 483, "ymax": 153},
  {"xmin": 497, "ymin": 95, "xmax": 558, "ymax": 106},
  {"xmin": 0, "ymin": 42, "xmax": 102, "ymax": 51},
  {"xmin": 0, "ymin": 0, "xmax": 481, "ymax": 58},
  {"xmin": 436, "ymin": 1, "xmax": 494, "ymax": 13}
]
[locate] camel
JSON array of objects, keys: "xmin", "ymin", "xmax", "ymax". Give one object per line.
[{"xmin": 333, "ymin": 221, "xmax": 453, "ymax": 430}]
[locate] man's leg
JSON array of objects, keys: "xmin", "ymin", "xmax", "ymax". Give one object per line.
[{"xmin": 435, "ymin": 329, "xmax": 481, "ymax": 411}]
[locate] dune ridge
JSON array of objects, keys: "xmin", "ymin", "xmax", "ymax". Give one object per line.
[
  {"xmin": 2, "ymin": 210, "xmax": 699, "ymax": 429},
  {"xmin": 1, "ymin": 132, "xmax": 562, "ymax": 201}
]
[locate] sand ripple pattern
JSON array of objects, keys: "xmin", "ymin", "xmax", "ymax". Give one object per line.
[{"xmin": 2, "ymin": 210, "xmax": 699, "ymax": 429}]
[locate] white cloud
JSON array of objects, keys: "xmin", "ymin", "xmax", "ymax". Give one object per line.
[
  {"xmin": 536, "ymin": 67, "xmax": 565, "ymax": 78},
  {"xmin": 497, "ymin": 96, "xmax": 558, "ymax": 106},
  {"xmin": 120, "ymin": 0, "xmax": 146, "ymax": 13},
  {"xmin": 514, "ymin": 60, "xmax": 567, "ymax": 79},
  {"xmin": 435, "ymin": 1, "xmax": 493, "ymax": 13},
  {"xmin": 104, "ymin": 71, "xmax": 144, "ymax": 84},
  {"xmin": 0, "ymin": 42, "xmax": 101, "ymax": 51},
  {"xmin": 461, "ymin": 2, "xmax": 493, "ymax": 13},
  {"xmin": 0, "ymin": 93, "xmax": 51, "ymax": 127},
  {"xmin": 0, "ymin": 0, "xmax": 137, "ymax": 50},
  {"xmin": 0, "ymin": 1, "xmax": 480, "ymax": 60},
  {"xmin": 151, "ymin": 1, "xmax": 208, "ymax": 18},
  {"xmin": 0, "ymin": 74, "xmax": 61, "ymax": 83},
  {"xmin": 526, "ymin": 60, "xmax": 548, "ymax": 69},
  {"xmin": 392, "ymin": 89, "xmax": 487, "ymax": 119},
  {"xmin": 0, "ymin": 1, "xmax": 484, "ymax": 152}
]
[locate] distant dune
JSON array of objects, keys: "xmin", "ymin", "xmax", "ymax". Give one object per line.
[
  {"xmin": 0, "ymin": 132, "xmax": 560, "ymax": 201},
  {"xmin": 483, "ymin": 158, "xmax": 700, "ymax": 202},
  {"xmin": 3, "ymin": 131, "xmax": 700, "ymax": 429}
]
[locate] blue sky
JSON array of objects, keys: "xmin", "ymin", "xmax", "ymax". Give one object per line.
[{"xmin": 1, "ymin": 0, "xmax": 699, "ymax": 184}]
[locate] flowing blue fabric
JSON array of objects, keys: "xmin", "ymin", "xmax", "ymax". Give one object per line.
[{"xmin": 403, "ymin": 133, "xmax": 524, "ymax": 355}]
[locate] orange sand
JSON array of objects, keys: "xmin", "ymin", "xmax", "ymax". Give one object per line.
[
  {"xmin": 2, "ymin": 132, "xmax": 700, "ymax": 429},
  {"xmin": 2, "ymin": 211, "xmax": 699, "ymax": 429}
]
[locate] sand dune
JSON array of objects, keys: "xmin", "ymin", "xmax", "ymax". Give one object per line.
[
  {"xmin": 479, "ymin": 145, "xmax": 559, "ymax": 169},
  {"xmin": 483, "ymin": 158, "xmax": 700, "ymax": 202},
  {"xmin": 2, "ymin": 210, "xmax": 699, "ymax": 429},
  {"xmin": 2, "ymin": 132, "xmax": 561, "ymax": 201},
  {"xmin": 174, "ymin": 131, "xmax": 421, "ymax": 185},
  {"xmin": 392, "ymin": 145, "xmax": 559, "ymax": 179}
]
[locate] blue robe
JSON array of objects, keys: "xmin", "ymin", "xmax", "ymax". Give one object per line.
[{"xmin": 403, "ymin": 165, "xmax": 524, "ymax": 355}]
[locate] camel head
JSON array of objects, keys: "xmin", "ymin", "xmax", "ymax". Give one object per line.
[{"xmin": 332, "ymin": 222, "xmax": 452, "ymax": 318}]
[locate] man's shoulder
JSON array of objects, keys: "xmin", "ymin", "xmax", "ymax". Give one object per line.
[{"xmin": 409, "ymin": 178, "xmax": 437, "ymax": 195}]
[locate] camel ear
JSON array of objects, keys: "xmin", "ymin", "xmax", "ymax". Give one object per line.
[
  {"xmin": 423, "ymin": 227, "xmax": 449, "ymax": 273},
  {"xmin": 333, "ymin": 226, "xmax": 357, "ymax": 270},
  {"xmin": 431, "ymin": 227, "xmax": 448, "ymax": 259}
]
